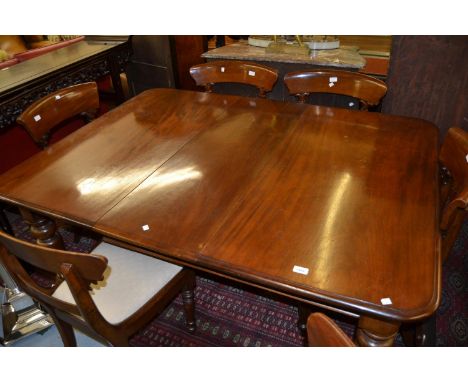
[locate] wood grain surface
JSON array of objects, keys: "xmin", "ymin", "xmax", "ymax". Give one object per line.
[{"xmin": 0, "ymin": 89, "xmax": 441, "ymax": 340}]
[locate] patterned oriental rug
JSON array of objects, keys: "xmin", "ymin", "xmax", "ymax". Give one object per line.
[{"xmin": 4, "ymin": 211, "xmax": 468, "ymax": 346}]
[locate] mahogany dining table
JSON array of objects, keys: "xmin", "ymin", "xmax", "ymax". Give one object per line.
[{"xmin": 0, "ymin": 88, "xmax": 441, "ymax": 346}]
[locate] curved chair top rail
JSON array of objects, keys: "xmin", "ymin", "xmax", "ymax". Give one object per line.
[
  {"xmin": 284, "ymin": 69, "xmax": 388, "ymax": 109},
  {"xmin": 0, "ymin": 229, "xmax": 107, "ymax": 285},
  {"xmin": 189, "ymin": 60, "xmax": 279, "ymax": 98},
  {"xmin": 16, "ymin": 82, "xmax": 99, "ymax": 148}
]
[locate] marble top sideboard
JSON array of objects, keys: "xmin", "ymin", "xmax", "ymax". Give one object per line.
[{"xmin": 202, "ymin": 41, "xmax": 366, "ymax": 69}]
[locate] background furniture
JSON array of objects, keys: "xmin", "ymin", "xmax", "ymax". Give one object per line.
[
  {"xmin": 126, "ymin": 35, "xmax": 207, "ymax": 96},
  {"xmin": 0, "ymin": 89, "xmax": 441, "ymax": 346},
  {"xmin": 190, "ymin": 60, "xmax": 278, "ymax": 98},
  {"xmin": 0, "ymin": 37, "xmax": 130, "ymax": 130},
  {"xmin": 284, "ymin": 69, "xmax": 387, "ymax": 110},
  {"xmin": 0, "ymin": 258, "xmax": 54, "ymax": 345},
  {"xmin": 17, "ymin": 82, "xmax": 99, "ymax": 148},
  {"xmin": 0, "ymin": 230, "xmax": 196, "ymax": 346}
]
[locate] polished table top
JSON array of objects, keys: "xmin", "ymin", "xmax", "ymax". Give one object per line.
[{"xmin": 0, "ymin": 89, "xmax": 440, "ymax": 336}]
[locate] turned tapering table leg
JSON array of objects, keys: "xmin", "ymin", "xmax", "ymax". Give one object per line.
[
  {"xmin": 19, "ymin": 207, "xmax": 64, "ymax": 249},
  {"xmin": 356, "ymin": 315, "xmax": 400, "ymax": 347}
]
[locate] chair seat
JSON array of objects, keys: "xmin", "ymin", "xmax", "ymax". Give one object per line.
[{"xmin": 52, "ymin": 242, "xmax": 182, "ymax": 325}]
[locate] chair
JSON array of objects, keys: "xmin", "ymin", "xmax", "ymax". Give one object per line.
[
  {"xmin": 0, "ymin": 230, "xmax": 196, "ymax": 346},
  {"xmin": 307, "ymin": 312, "xmax": 355, "ymax": 347},
  {"xmin": 189, "ymin": 60, "xmax": 279, "ymax": 98},
  {"xmin": 16, "ymin": 82, "xmax": 100, "ymax": 242},
  {"xmin": 439, "ymin": 127, "xmax": 468, "ymax": 262},
  {"xmin": 284, "ymin": 69, "xmax": 388, "ymax": 110},
  {"xmin": 401, "ymin": 127, "xmax": 467, "ymax": 346},
  {"xmin": 16, "ymin": 82, "xmax": 99, "ymax": 148}
]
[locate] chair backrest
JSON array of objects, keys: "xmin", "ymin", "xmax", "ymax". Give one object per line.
[
  {"xmin": 307, "ymin": 312, "xmax": 355, "ymax": 347},
  {"xmin": 189, "ymin": 60, "xmax": 279, "ymax": 98},
  {"xmin": 284, "ymin": 69, "xmax": 387, "ymax": 110},
  {"xmin": 0, "ymin": 229, "xmax": 107, "ymax": 317},
  {"xmin": 439, "ymin": 127, "xmax": 468, "ymax": 262},
  {"xmin": 17, "ymin": 82, "xmax": 100, "ymax": 148}
]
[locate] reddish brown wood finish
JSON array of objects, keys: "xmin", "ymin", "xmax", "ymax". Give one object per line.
[
  {"xmin": 0, "ymin": 229, "xmax": 195, "ymax": 346},
  {"xmin": 19, "ymin": 207, "xmax": 64, "ymax": 249},
  {"xmin": 439, "ymin": 127, "xmax": 468, "ymax": 262},
  {"xmin": 173, "ymin": 36, "xmax": 208, "ymax": 90},
  {"xmin": 307, "ymin": 313, "xmax": 355, "ymax": 347},
  {"xmin": 0, "ymin": 89, "xmax": 441, "ymax": 346},
  {"xmin": 16, "ymin": 82, "xmax": 100, "ymax": 148},
  {"xmin": 189, "ymin": 60, "xmax": 279, "ymax": 98},
  {"xmin": 284, "ymin": 69, "xmax": 387, "ymax": 109},
  {"xmin": 0, "ymin": 90, "xmax": 218, "ymax": 226}
]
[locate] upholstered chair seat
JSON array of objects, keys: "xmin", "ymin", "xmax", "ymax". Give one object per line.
[
  {"xmin": 52, "ymin": 242, "xmax": 182, "ymax": 325},
  {"xmin": 0, "ymin": 229, "xmax": 196, "ymax": 346}
]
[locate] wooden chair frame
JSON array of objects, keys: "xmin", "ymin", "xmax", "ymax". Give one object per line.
[
  {"xmin": 307, "ymin": 313, "xmax": 355, "ymax": 347},
  {"xmin": 284, "ymin": 69, "xmax": 388, "ymax": 110},
  {"xmin": 0, "ymin": 230, "xmax": 195, "ymax": 346},
  {"xmin": 189, "ymin": 60, "xmax": 278, "ymax": 98},
  {"xmin": 439, "ymin": 127, "xmax": 468, "ymax": 262},
  {"xmin": 17, "ymin": 82, "xmax": 100, "ymax": 148}
]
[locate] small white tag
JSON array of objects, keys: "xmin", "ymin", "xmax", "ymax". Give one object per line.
[
  {"xmin": 221, "ymin": 67, "xmax": 225, "ymax": 73},
  {"xmin": 329, "ymin": 76, "xmax": 338, "ymax": 83},
  {"xmin": 142, "ymin": 224, "xmax": 150, "ymax": 231},
  {"xmin": 55, "ymin": 95, "xmax": 61, "ymax": 100},
  {"xmin": 328, "ymin": 82, "xmax": 335, "ymax": 87},
  {"xmin": 381, "ymin": 297, "xmax": 392, "ymax": 305},
  {"xmin": 293, "ymin": 265, "xmax": 309, "ymax": 275},
  {"xmin": 248, "ymin": 70, "xmax": 256, "ymax": 77},
  {"xmin": 33, "ymin": 114, "xmax": 41, "ymax": 122},
  {"xmin": 348, "ymin": 102, "xmax": 355, "ymax": 107},
  {"xmin": 465, "ymin": 154, "xmax": 468, "ymax": 163}
]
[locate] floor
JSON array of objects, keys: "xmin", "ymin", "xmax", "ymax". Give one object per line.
[{"xmin": 6, "ymin": 326, "xmax": 103, "ymax": 347}]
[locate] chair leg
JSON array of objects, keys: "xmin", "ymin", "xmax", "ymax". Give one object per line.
[
  {"xmin": 48, "ymin": 310, "xmax": 77, "ymax": 347},
  {"xmin": 0, "ymin": 205, "xmax": 13, "ymax": 235},
  {"xmin": 181, "ymin": 273, "xmax": 196, "ymax": 333},
  {"xmin": 401, "ymin": 314, "xmax": 436, "ymax": 346},
  {"xmin": 298, "ymin": 303, "xmax": 311, "ymax": 332}
]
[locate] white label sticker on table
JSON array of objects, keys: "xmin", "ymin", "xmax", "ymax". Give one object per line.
[
  {"xmin": 466, "ymin": 154, "xmax": 468, "ymax": 163},
  {"xmin": 33, "ymin": 114, "xmax": 41, "ymax": 122},
  {"xmin": 221, "ymin": 67, "xmax": 225, "ymax": 73},
  {"xmin": 293, "ymin": 265, "xmax": 309, "ymax": 275},
  {"xmin": 349, "ymin": 102, "xmax": 355, "ymax": 107},
  {"xmin": 248, "ymin": 70, "xmax": 256, "ymax": 77},
  {"xmin": 329, "ymin": 77, "xmax": 338, "ymax": 83},
  {"xmin": 55, "ymin": 95, "xmax": 61, "ymax": 100},
  {"xmin": 142, "ymin": 224, "xmax": 150, "ymax": 231},
  {"xmin": 381, "ymin": 297, "xmax": 392, "ymax": 305},
  {"xmin": 328, "ymin": 82, "xmax": 335, "ymax": 87}
]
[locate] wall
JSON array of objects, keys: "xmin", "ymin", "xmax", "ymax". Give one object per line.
[{"xmin": 382, "ymin": 36, "xmax": 468, "ymax": 140}]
